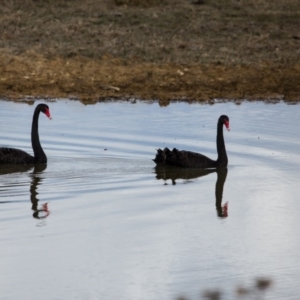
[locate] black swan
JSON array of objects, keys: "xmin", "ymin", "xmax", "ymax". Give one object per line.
[
  {"xmin": 0, "ymin": 104, "xmax": 51, "ymax": 164},
  {"xmin": 153, "ymin": 115, "xmax": 230, "ymax": 168}
]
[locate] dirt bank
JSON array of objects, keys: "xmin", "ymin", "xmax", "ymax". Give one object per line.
[{"xmin": 1, "ymin": 53, "xmax": 300, "ymax": 104}]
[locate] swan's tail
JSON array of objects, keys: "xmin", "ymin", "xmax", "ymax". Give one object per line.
[{"xmin": 153, "ymin": 147, "xmax": 171, "ymax": 164}]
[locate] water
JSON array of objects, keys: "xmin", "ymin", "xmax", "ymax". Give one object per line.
[{"xmin": 0, "ymin": 100, "xmax": 300, "ymax": 300}]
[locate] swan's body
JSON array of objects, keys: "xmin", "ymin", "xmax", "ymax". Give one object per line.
[
  {"xmin": 153, "ymin": 115, "xmax": 230, "ymax": 168},
  {"xmin": 0, "ymin": 104, "xmax": 51, "ymax": 165}
]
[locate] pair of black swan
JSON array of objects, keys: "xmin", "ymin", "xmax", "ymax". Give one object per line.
[
  {"xmin": 1, "ymin": 104, "xmax": 229, "ymax": 169},
  {"xmin": 153, "ymin": 115, "xmax": 230, "ymax": 168},
  {"xmin": 0, "ymin": 104, "xmax": 51, "ymax": 165}
]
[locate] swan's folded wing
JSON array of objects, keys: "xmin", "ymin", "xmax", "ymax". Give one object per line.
[
  {"xmin": 0, "ymin": 147, "xmax": 35, "ymax": 164},
  {"xmin": 166, "ymin": 149, "xmax": 216, "ymax": 168}
]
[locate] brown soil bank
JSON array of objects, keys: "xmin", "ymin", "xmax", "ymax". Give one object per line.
[{"xmin": 0, "ymin": 0, "xmax": 299, "ymax": 103}]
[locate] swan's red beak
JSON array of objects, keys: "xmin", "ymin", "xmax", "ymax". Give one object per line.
[
  {"xmin": 224, "ymin": 120, "xmax": 230, "ymax": 131},
  {"xmin": 45, "ymin": 109, "xmax": 52, "ymax": 120}
]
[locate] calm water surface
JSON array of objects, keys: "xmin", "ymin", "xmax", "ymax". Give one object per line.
[{"xmin": 1, "ymin": 100, "xmax": 300, "ymax": 300}]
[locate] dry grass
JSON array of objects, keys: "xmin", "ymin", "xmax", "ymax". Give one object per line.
[{"xmin": 1, "ymin": 0, "xmax": 299, "ymax": 65}]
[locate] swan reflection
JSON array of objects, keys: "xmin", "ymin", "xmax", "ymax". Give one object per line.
[
  {"xmin": 30, "ymin": 164, "xmax": 50, "ymax": 220},
  {"xmin": 0, "ymin": 164, "xmax": 49, "ymax": 220},
  {"xmin": 0, "ymin": 164, "xmax": 34, "ymax": 175},
  {"xmin": 154, "ymin": 165, "xmax": 228, "ymax": 218}
]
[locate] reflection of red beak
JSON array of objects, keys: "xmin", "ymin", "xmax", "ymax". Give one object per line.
[
  {"xmin": 42, "ymin": 203, "xmax": 49, "ymax": 213},
  {"xmin": 222, "ymin": 202, "xmax": 228, "ymax": 217},
  {"xmin": 45, "ymin": 109, "xmax": 52, "ymax": 120},
  {"xmin": 42, "ymin": 203, "xmax": 50, "ymax": 218},
  {"xmin": 225, "ymin": 120, "xmax": 230, "ymax": 131}
]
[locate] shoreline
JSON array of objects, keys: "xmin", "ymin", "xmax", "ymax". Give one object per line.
[{"xmin": 1, "ymin": 1, "xmax": 299, "ymax": 104}]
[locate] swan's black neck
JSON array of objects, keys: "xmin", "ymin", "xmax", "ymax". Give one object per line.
[
  {"xmin": 31, "ymin": 107, "xmax": 47, "ymax": 163},
  {"xmin": 216, "ymin": 119, "xmax": 228, "ymax": 167}
]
